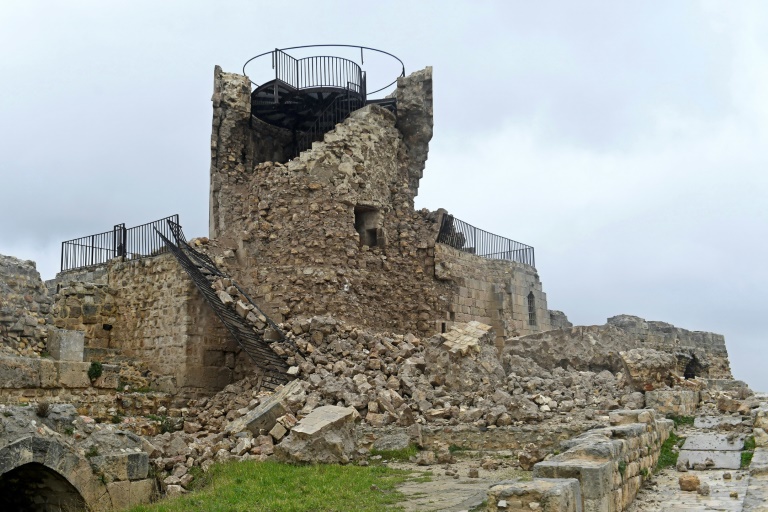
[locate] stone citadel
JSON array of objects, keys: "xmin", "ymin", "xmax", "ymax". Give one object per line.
[{"xmin": 0, "ymin": 47, "xmax": 765, "ymax": 511}]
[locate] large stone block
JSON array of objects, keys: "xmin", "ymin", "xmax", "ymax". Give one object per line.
[
  {"xmin": 487, "ymin": 478, "xmax": 582, "ymax": 512},
  {"xmin": 534, "ymin": 459, "xmax": 613, "ymax": 512},
  {"xmin": 274, "ymin": 405, "xmax": 358, "ymax": 464},
  {"xmin": 91, "ymin": 452, "xmax": 149, "ymax": 482},
  {"xmin": 0, "ymin": 356, "xmax": 40, "ymax": 388},
  {"xmin": 48, "ymin": 329, "xmax": 85, "ymax": 361},
  {"xmin": 645, "ymin": 389, "xmax": 699, "ymax": 416},
  {"xmin": 56, "ymin": 361, "xmax": 91, "ymax": 388},
  {"xmin": 225, "ymin": 379, "xmax": 303, "ymax": 436}
]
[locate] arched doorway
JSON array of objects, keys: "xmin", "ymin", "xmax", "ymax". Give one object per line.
[{"xmin": 0, "ymin": 462, "xmax": 87, "ymax": 511}]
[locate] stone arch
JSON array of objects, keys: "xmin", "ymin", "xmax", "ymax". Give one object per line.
[{"xmin": 0, "ymin": 436, "xmax": 112, "ymax": 512}]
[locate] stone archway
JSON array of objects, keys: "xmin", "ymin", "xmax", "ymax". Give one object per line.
[
  {"xmin": 0, "ymin": 436, "xmax": 112, "ymax": 512},
  {"xmin": 0, "ymin": 461, "xmax": 86, "ymax": 511}
]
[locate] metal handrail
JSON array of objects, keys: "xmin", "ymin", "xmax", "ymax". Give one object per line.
[
  {"xmin": 60, "ymin": 214, "xmax": 179, "ymax": 272},
  {"xmin": 437, "ymin": 215, "xmax": 536, "ymax": 267},
  {"xmin": 244, "ymin": 45, "xmax": 404, "ymax": 97}
]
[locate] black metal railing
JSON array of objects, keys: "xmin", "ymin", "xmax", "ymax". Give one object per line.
[
  {"xmin": 294, "ymin": 92, "xmax": 365, "ymax": 156},
  {"xmin": 245, "ymin": 45, "xmax": 404, "ymax": 97},
  {"xmin": 437, "ymin": 215, "xmax": 536, "ymax": 267},
  {"xmin": 61, "ymin": 214, "xmax": 179, "ymax": 272},
  {"xmin": 270, "ymin": 49, "xmax": 365, "ymax": 96}
]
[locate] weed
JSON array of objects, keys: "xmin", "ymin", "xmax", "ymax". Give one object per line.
[
  {"xmin": 369, "ymin": 444, "xmax": 419, "ymax": 461},
  {"xmin": 656, "ymin": 432, "xmax": 683, "ymax": 471},
  {"xmin": 85, "ymin": 446, "xmax": 99, "ymax": 458},
  {"xmin": 88, "ymin": 361, "xmax": 103, "ymax": 381},
  {"xmin": 448, "ymin": 444, "xmax": 468, "ymax": 454},
  {"xmin": 618, "ymin": 460, "xmax": 627, "ymax": 477},
  {"xmin": 741, "ymin": 435, "xmax": 755, "ymax": 468},
  {"xmin": 667, "ymin": 415, "xmax": 695, "ymax": 428},
  {"xmin": 111, "ymin": 414, "xmax": 124, "ymax": 424},
  {"xmin": 36, "ymin": 401, "xmax": 50, "ymax": 418},
  {"xmin": 2, "ymin": 411, "xmax": 12, "ymax": 418},
  {"xmin": 640, "ymin": 467, "xmax": 650, "ymax": 478},
  {"xmin": 64, "ymin": 427, "xmax": 74, "ymax": 436}
]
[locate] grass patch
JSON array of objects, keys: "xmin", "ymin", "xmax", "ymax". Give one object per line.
[
  {"xmin": 667, "ymin": 415, "xmax": 695, "ymax": 428},
  {"xmin": 369, "ymin": 444, "xmax": 418, "ymax": 462},
  {"xmin": 448, "ymin": 444, "xmax": 468, "ymax": 454},
  {"xmin": 407, "ymin": 471, "xmax": 433, "ymax": 484},
  {"xmin": 127, "ymin": 460, "xmax": 411, "ymax": 512},
  {"xmin": 741, "ymin": 435, "xmax": 755, "ymax": 469},
  {"xmin": 656, "ymin": 432, "xmax": 684, "ymax": 471}
]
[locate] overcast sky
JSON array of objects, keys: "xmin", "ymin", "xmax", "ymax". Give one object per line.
[{"xmin": 1, "ymin": 1, "xmax": 766, "ymax": 391}]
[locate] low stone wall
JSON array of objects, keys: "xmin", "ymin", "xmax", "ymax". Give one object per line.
[
  {"xmin": 489, "ymin": 410, "xmax": 672, "ymax": 512},
  {"xmin": 0, "ymin": 354, "xmax": 173, "ymax": 420},
  {"xmin": 645, "ymin": 389, "xmax": 699, "ymax": 416}
]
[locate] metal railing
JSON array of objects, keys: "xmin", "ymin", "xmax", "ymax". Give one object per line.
[
  {"xmin": 437, "ymin": 215, "xmax": 536, "ymax": 267},
  {"xmin": 270, "ymin": 49, "xmax": 365, "ymax": 96},
  {"xmin": 61, "ymin": 214, "xmax": 179, "ymax": 272},
  {"xmin": 244, "ymin": 45, "xmax": 404, "ymax": 97},
  {"xmin": 294, "ymin": 92, "xmax": 365, "ymax": 156}
]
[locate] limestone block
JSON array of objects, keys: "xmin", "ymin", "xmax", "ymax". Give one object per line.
[
  {"xmin": 48, "ymin": 329, "xmax": 85, "ymax": 361},
  {"xmin": 645, "ymin": 389, "xmax": 699, "ymax": 416},
  {"xmin": 39, "ymin": 358, "xmax": 58, "ymax": 388},
  {"xmin": 93, "ymin": 364, "xmax": 120, "ymax": 389},
  {"xmin": 106, "ymin": 478, "xmax": 155, "ymax": 508},
  {"xmin": 0, "ymin": 356, "xmax": 41, "ymax": 388},
  {"xmin": 91, "ymin": 452, "xmax": 149, "ymax": 482},
  {"xmin": 225, "ymin": 379, "xmax": 303, "ymax": 436},
  {"xmin": 487, "ymin": 478, "xmax": 582, "ymax": 512},
  {"xmin": 274, "ymin": 405, "xmax": 358, "ymax": 464},
  {"xmin": 534, "ymin": 458, "xmax": 613, "ymax": 511},
  {"xmin": 56, "ymin": 361, "xmax": 91, "ymax": 388}
]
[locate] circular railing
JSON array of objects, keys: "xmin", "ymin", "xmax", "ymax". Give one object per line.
[{"xmin": 243, "ymin": 45, "xmax": 405, "ymax": 97}]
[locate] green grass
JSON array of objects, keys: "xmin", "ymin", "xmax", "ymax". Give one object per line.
[
  {"xmin": 128, "ymin": 460, "xmax": 412, "ymax": 512},
  {"xmin": 741, "ymin": 436, "xmax": 756, "ymax": 468},
  {"xmin": 667, "ymin": 415, "xmax": 695, "ymax": 428},
  {"xmin": 369, "ymin": 444, "xmax": 419, "ymax": 461},
  {"xmin": 448, "ymin": 444, "xmax": 468, "ymax": 454},
  {"xmin": 656, "ymin": 432, "xmax": 684, "ymax": 471}
]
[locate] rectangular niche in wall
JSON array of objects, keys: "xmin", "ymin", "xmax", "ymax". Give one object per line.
[{"xmin": 354, "ymin": 206, "xmax": 382, "ymax": 248}]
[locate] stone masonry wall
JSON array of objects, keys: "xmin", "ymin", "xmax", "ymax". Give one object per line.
[
  {"xmin": 0, "ymin": 254, "xmax": 53, "ymax": 357},
  {"xmin": 505, "ymin": 315, "xmax": 732, "ymax": 379},
  {"xmin": 434, "ymin": 243, "xmax": 551, "ymax": 341},
  {"xmin": 530, "ymin": 410, "xmax": 673, "ymax": 512},
  {"xmin": 53, "ymin": 254, "xmax": 240, "ymax": 396}
]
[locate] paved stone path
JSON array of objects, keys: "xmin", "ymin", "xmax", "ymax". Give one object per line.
[{"xmin": 388, "ymin": 453, "xmax": 527, "ymax": 512}]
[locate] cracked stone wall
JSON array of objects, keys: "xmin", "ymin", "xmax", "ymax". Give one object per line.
[{"xmin": 206, "ymin": 66, "xmax": 550, "ymax": 338}]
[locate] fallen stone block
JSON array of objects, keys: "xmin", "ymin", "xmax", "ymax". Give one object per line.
[
  {"xmin": 274, "ymin": 405, "xmax": 358, "ymax": 464},
  {"xmin": 224, "ymin": 380, "xmax": 303, "ymax": 436},
  {"xmin": 679, "ymin": 474, "xmax": 700, "ymax": 491},
  {"xmin": 619, "ymin": 348, "xmax": 676, "ymax": 391}
]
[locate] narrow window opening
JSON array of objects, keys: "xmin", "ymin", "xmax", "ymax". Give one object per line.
[
  {"xmin": 441, "ymin": 322, "xmax": 447, "ymax": 333},
  {"xmin": 354, "ymin": 206, "xmax": 381, "ymax": 248},
  {"xmin": 527, "ymin": 291, "xmax": 537, "ymax": 326}
]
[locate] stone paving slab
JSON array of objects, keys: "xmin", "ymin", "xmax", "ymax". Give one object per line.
[
  {"xmin": 628, "ymin": 469, "xmax": 750, "ymax": 512},
  {"xmin": 750, "ymin": 448, "xmax": 768, "ymax": 475},
  {"xmin": 695, "ymin": 416, "xmax": 744, "ymax": 429},
  {"xmin": 683, "ymin": 434, "xmax": 746, "ymax": 451},
  {"xmin": 679, "ymin": 449, "xmax": 743, "ymax": 469},
  {"xmin": 744, "ymin": 474, "xmax": 768, "ymax": 511}
]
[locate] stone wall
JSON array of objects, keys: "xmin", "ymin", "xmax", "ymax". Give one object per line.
[
  {"xmin": 434, "ymin": 243, "xmax": 551, "ymax": 341},
  {"xmin": 52, "ymin": 254, "xmax": 243, "ymax": 396},
  {"xmin": 505, "ymin": 315, "xmax": 732, "ymax": 380},
  {"xmin": 0, "ymin": 254, "xmax": 53, "ymax": 357},
  {"xmin": 489, "ymin": 410, "xmax": 673, "ymax": 512}
]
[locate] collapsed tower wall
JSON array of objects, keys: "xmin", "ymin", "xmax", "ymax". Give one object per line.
[{"xmin": 207, "ymin": 66, "xmax": 552, "ymax": 338}]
